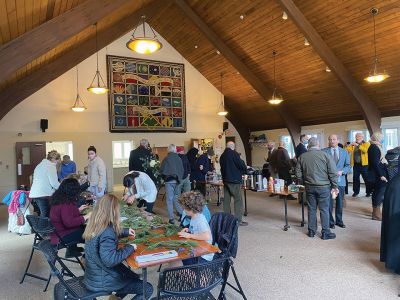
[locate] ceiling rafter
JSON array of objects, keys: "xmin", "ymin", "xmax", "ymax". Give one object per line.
[
  {"xmin": 0, "ymin": 0, "xmax": 165, "ymax": 120},
  {"xmin": 277, "ymin": 0, "xmax": 381, "ymax": 134},
  {"xmin": 174, "ymin": 0, "xmax": 301, "ymax": 146},
  {"xmin": 0, "ymin": 0, "xmax": 131, "ymax": 84}
]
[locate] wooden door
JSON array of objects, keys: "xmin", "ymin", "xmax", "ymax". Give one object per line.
[{"xmin": 16, "ymin": 142, "xmax": 46, "ymax": 189}]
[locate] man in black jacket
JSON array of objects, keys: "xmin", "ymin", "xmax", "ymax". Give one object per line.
[
  {"xmin": 128, "ymin": 139, "xmax": 157, "ymax": 184},
  {"xmin": 220, "ymin": 141, "xmax": 248, "ymax": 226}
]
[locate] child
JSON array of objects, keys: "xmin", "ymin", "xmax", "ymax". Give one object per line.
[
  {"xmin": 178, "ymin": 191, "xmax": 214, "ymax": 265},
  {"xmin": 83, "ymin": 194, "xmax": 153, "ymax": 299}
]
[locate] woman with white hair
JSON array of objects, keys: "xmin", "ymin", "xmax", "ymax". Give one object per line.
[{"xmin": 368, "ymin": 132, "xmax": 389, "ymax": 220}]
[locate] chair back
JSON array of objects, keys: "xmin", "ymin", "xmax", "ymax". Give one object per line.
[
  {"xmin": 26, "ymin": 215, "xmax": 55, "ymax": 240},
  {"xmin": 157, "ymin": 258, "xmax": 230, "ymax": 298},
  {"xmin": 209, "ymin": 212, "xmax": 239, "ymax": 258},
  {"xmin": 37, "ymin": 240, "xmax": 77, "ymax": 297}
]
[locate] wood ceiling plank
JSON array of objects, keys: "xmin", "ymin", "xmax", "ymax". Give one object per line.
[
  {"xmin": 0, "ymin": 0, "xmax": 162, "ymax": 120},
  {"xmin": 24, "ymin": 0, "xmax": 34, "ymax": 31},
  {"xmin": 0, "ymin": 0, "xmax": 133, "ymax": 84},
  {"xmin": 0, "ymin": 0, "xmax": 10, "ymax": 43},
  {"xmin": 15, "ymin": 0, "xmax": 26, "ymax": 35},
  {"xmin": 37, "ymin": 0, "xmax": 46, "ymax": 24},
  {"xmin": 46, "ymin": 0, "xmax": 56, "ymax": 21},
  {"xmin": 6, "ymin": 1, "xmax": 19, "ymax": 40}
]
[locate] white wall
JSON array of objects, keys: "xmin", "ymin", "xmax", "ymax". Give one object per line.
[
  {"xmin": 251, "ymin": 117, "xmax": 400, "ymax": 167},
  {"xmin": 0, "ymin": 27, "xmax": 232, "ymax": 197}
]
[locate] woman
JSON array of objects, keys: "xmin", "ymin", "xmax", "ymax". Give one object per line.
[
  {"xmin": 30, "ymin": 150, "xmax": 61, "ymax": 217},
  {"xmin": 123, "ymin": 171, "xmax": 157, "ymax": 213},
  {"xmin": 368, "ymin": 132, "xmax": 389, "ymax": 221},
  {"xmin": 87, "ymin": 145, "xmax": 107, "ymax": 198},
  {"xmin": 83, "ymin": 194, "xmax": 153, "ymax": 299},
  {"xmin": 50, "ymin": 178, "xmax": 91, "ymax": 257},
  {"xmin": 380, "ymin": 172, "xmax": 400, "ymax": 274}
]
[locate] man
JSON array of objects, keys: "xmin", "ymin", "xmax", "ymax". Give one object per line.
[
  {"xmin": 58, "ymin": 155, "xmax": 76, "ymax": 181},
  {"xmin": 296, "ymin": 137, "xmax": 338, "ymax": 240},
  {"xmin": 191, "ymin": 148, "xmax": 214, "ymax": 196},
  {"xmin": 295, "ymin": 134, "xmax": 309, "ymax": 159},
  {"xmin": 346, "ymin": 133, "xmax": 371, "ymax": 197},
  {"xmin": 265, "ymin": 142, "xmax": 277, "ymax": 178},
  {"xmin": 175, "ymin": 147, "xmax": 191, "ymax": 198},
  {"xmin": 160, "ymin": 144, "xmax": 184, "ymax": 224},
  {"xmin": 128, "ymin": 139, "xmax": 156, "ymax": 182},
  {"xmin": 322, "ymin": 135, "xmax": 351, "ymax": 229},
  {"xmin": 220, "ymin": 141, "xmax": 248, "ymax": 226}
]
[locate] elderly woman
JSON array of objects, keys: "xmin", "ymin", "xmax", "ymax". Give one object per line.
[
  {"xmin": 368, "ymin": 132, "xmax": 389, "ymax": 221},
  {"xmin": 123, "ymin": 171, "xmax": 157, "ymax": 213},
  {"xmin": 30, "ymin": 150, "xmax": 61, "ymax": 217}
]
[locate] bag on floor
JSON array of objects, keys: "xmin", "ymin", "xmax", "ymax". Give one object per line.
[{"xmin": 8, "ymin": 201, "xmax": 33, "ymax": 235}]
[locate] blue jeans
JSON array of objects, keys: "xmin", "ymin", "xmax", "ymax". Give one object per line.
[
  {"xmin": 165, "ymin": 181, "xmax": 183, "ymax": 221},
  {"xmin": 353, "ymin": 164, "xmax": 372, "ymax": 195},
  {"xmin": 306, "ymin": 186, "xmax": 331, "ymax": 234},
  {"xmin": 175, "ymin": 175, "xmax": 191, "ymax": 199},
  {"xmin": 329, "ymin": 186, "xmax": 345, "ymax": 226},
  {"xmin": 34, "ymin": 197, "xmax": 50, "ymax": 217},
  {"xmin": 182, "ymin": 256, "xmax": 208, "ymax": 266}
]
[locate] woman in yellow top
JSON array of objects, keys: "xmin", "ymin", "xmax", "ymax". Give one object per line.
[{"xmin": 345, "ymin": 133, "xmax": 372, "ymax": 197}]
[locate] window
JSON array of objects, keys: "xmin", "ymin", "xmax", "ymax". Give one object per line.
[
  {"xmin": 279, "ymin": 135, "xmax": 295, "ymax": 158},
  {"xmin": 112, "ymin": 141, "xmax": 134, "ymax": 168},
  {"xmin": 302, "ymin": 130, "xmax": 324, "ymax": 148},
  {"xmin": 383, "ymin": 128, "xmax": 399, "ymax": 152}
]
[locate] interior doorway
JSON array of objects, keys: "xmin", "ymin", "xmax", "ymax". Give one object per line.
[{"xmin": 16, "ymin": 142, "xmax": 46, "ymax": 189}]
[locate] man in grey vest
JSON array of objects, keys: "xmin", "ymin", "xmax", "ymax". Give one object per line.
[{"xmin": 296, "ymin": 137, "xmax": 339, "ymax": 240}]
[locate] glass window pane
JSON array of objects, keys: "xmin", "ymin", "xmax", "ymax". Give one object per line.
[
  {"xmin": 113, "ymin": 143, "xmax": 122, "ymax": 159},
  {"xmin": 68, "ymin": 143, "xmax": 73, "ymax": 161},
  {"xmin": 123, "ymin": 142, "xmax": 132, "ymax": 159},
  {"xmin": 22, "ymin": 147, "xmax": 30, "ymax": 165},
  {"xmin": 384, "ymin": 128, "xmax": 398, "ymax": 152}
]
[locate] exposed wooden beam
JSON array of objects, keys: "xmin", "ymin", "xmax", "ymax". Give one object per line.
[
  {"xmin": 0, "ymin": 0, "xmax": 165, "ymax": 120},
  {"xmin": 0, "ymin": 0, "xmax": 131, "ymax": 83},
  {"xmin": 174, "ymin": 0, "xmax": 301, "ymax": 147},
  {"xmin": 277, "ymin": 0, "xmax": 381, "ymax": 134},
  {"xmin": 225, "ymin": 101, "xmax": 252, "ymax": 165}
]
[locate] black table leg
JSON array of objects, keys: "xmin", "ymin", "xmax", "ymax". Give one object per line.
[
  {"xmin": 300, "ymin": 192, "xmax": 305, "ymax": 227},
  {"xmin": 142, "ymin": 267, "xmax": 148, "ymax": 300},
  {"xmin": 283, "ymin": 196, "xmax": 290, "ymax": 231},
  {"xmin": 243, "ymin": 189, "xmax": 248, "ymax": 216}
]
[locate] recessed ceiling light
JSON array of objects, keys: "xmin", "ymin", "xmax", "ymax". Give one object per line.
[
  {"xmin": 282, "ymin": 12, "xmax": 288, "ymax": 20},
  {"xmin": 236, "ymin": 71, "xmax": 240, "ymax": 75},
  {"xmin": 240, "ymin": 14, "xmax": 244, "ymax": 20},
  {"xmin": 304, "ymin": 38, "xmax": 310, "ymax": 46},
  {"xmin": 216, "ymin": 50, "xmax": 221, "ymax": 55},
  {"xmin": 326, "ymin": 66, "xmax": 331, "ymax": 72},
  {"xmin": 194, "ymin": 45, "xmax": 198, "ymax": 49}
]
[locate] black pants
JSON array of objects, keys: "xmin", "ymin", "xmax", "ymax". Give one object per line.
[
  {"xmin": 372, "ymin": 180, "xmax": 387, "ymax": 207},
  {"xmin": 61, "ymin": 226, "xmax": 85, "ymax": 246},
  {"xmin": 34, "ymin": 197, "xmax": 50, "ymax": 217},
  {"xmin": 114, "ymin": 265, "xmax": 153, "ymax": 299},
  {"xmin": 353, "ymin": 164, "xmax": 372, "ymax": 195},
  {"xmin": 278, "ymin": 168, "xmax": 292, "ymax": 185},
  {"xmin": 195, "ymin": 182, "xmax": 206, "ymax": 196}
]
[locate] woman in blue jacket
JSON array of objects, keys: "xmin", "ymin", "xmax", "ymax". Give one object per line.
[{"xmin": 83, "ymin": 194, "xmax": 153, "ymax": 299}]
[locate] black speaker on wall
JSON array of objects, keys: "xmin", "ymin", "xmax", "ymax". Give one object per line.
[
  {"xmin": 40, "ymin": 119, "xmax": 48, "ymax": 132},
  {"xmin": 223, "ymin": 121, "xmax": 229, "ymax": 132}
]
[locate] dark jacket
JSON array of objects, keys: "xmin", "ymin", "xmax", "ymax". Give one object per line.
[
  {"xmin": 49, "ymin": 202, "xmax": 84, "ymax": 245},
  {"xmin": 179, "ymin": 154, "xmax": 191, "ymax": 179},
  {"xmin": 385, "ymin": 147, "xmax": 400, "ymax": 180},
  {"xmin": 160, "ymin": 152, "xmax": 184, "ymax": 181},
  {"xmin": 84, "ymin": 226, "xmax": 135, "ymax": 292},
  {"xmin": 129, "ymin": 146, "xmax": 152, "ymax": 173},
  {"xmin": 368, "ymin": 143, "xmax": 389, "ymax": 182},
  {"xmin": 271, "ymin": 147, "xmax": 291, "ymax": 170},
  {"xmin": 191, "ymin": 153, "xmax": 211, "ymax": 182},
  {"xmin": 295, "ymin": 143, "xmax": 307, "ymax": 159},
  {"xmin": 219, "ymin": 148, "xmax": 247, "ymax": 184},
  {"xmin": 210, "ymin": 212, "xmax": 239, "ymax": 258}
]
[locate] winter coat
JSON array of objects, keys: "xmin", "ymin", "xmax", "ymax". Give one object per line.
[
  {"xmin": 87, "ymin": 156, "xmax": 107, "ymax": 190},
  {"xmin": 385, "ymin": 147, "xmax": 400, "ymax": 180},
  {"xmin": 30, "ymin": 159, "xmax": 60, "ymax": 198},
  {"xmin": 160, "ymin": 152, "xmax": 184, "ymax": 182},
  {"xmin": 191, "ymin": 153, "xmax": 211, "ymax": 182},
  {"xmin": 219, "ymin": 148, "xmax": 247, "ymax": 184},
  {"xmin": 210, "ymin": 212, "xmax": 239, "ymax": 258}
]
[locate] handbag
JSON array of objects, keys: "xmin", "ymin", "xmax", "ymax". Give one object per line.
[{"xmin": 16, "ymin": 201, "xmax": 30, "ymax": 226}]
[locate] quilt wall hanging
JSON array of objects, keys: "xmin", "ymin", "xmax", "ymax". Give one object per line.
[{"xmin": 107, "ymin": 55, "xmax": 186, "ymax": 132}]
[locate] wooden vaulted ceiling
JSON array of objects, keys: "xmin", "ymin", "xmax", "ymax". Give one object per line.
[{"xmin": 0, "ymin": 0, "xmax": 399, "ymax": 132}]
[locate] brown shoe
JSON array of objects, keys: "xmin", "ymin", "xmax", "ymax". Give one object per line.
[{"xmin": 372, "ymin": 206, "xmax": 382, "ymax": 221}]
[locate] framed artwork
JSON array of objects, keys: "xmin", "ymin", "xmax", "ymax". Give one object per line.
[{"xmin": 106, "ymin": 55, "xmax": 186, "ymax": 132}]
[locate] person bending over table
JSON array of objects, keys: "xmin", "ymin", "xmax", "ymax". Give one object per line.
[
  {"xmin": 83, "ymin": 194, "xmax": 153, "ymax": 299},
  {"xmin": 50, "ymin": 178, "xmax": 91, "ymax": 258},
  {"xmin": 123, "ymin": 171, "xmax": 157, "ymax": 213}
]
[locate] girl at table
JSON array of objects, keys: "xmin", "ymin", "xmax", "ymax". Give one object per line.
[
  {"xmin": 178, "ymin": 191, "xmax": 214, "ymax": 265},
  {"xmin": 83, "ymin": 194, "xmax": 153, "ymax": 299}
]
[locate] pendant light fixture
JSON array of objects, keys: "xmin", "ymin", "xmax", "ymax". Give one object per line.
[
  {"xmin": 364, "ymin": 7, "xmax": 389, "ymax": 83},
  {"xmin": 87, "ymin": 23, "xmax": 109, "ymax": 94},
  {"xmin": 72, "ymin": 66, "xmax": 87, "ymax": 112},
  {"xmin": 268, "ymin": 50, "xmax": 284, "ymax": 105},
  {"xmin": 217, "ymin": 73, "xmax": 228, "ymax": 116},
  {"xmin": 126, "ymin": 15, "xmax": 162, "ymax": 54}
]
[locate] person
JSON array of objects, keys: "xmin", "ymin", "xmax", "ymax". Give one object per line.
[
  {"xmin": 87, "ymin": 145, "xmax": 107, "ymax": 199},
  {"xmin": 264, "ymin": 141, "xmax": 277, "ymax": 179},
  {"xmin": 368, "ymin": 132, "xmax": 389, "ymax": 221},
  {"xmin": 178, "ymin": 191, "xmax": 214, "ymax": 265},
  {"xmin": 186, "ymin": 147, "xmax": 199, "ymax": 189},
  {"xmin": 128, "ymin": 139, "xmax": 156, "ymax": 183},
  {"xmin": 296, "ymin": 137, "xmax": 338, "ymax": 240},
  {"xmin": 191, "ymin": 148, "xmax": 214, "ymax": 196},
  {"xmin": 123, "ymin": 171, "xmax": 157, "ymax": 213},
  {"xmin": 220, "ymin": 141, "xmax": 248, "ymax": 226},
  {"xmin": 29, "ymin": 150, "xmax": 61, "ymax": 217},
  {"xmin": 58, "ymin": 155, "xmax": 76, "ymax": 181},
  {"xmin": 295, "ymin": 134, "xmax": 309, "ymax": 159},
  {"xmin": 50, "ymin": 178, "xmax": 91, "ymax": 258},
  {"xmin": 176, "ymin": 148, "xmax": 191, "ymax": 198},
  {"xmin": 385, "ymin": 145, "xmax": 400, "ymax": 181},
  {"xmin": 344, "ymin": 142, "xmax": 351, "ymax": 194},
  {"xmin": 380, "ymin": 172, "xmax": 400, "ymax": 274},
  {"xmin": 160, "ymin": 144, "xmax": 184, "ymax": 224},
  {"xmin": 322, "ymin": 135, "xmax": 351, "ymax": 228},
  {"xmin": 83, "ymin": 194, "xmax": 153, "ymax": 299},
  {"xmin": 346, "ymin": 133, "xmax": 372, "ymax": 197}
]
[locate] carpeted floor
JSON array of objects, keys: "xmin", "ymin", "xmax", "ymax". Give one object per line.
[{"xmin": 0, "ymin": 187, "xmax": 398, "ymax": 300}]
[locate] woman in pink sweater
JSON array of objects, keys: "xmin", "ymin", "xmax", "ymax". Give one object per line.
[{"xmin": 50, "ymin": 178, "xmax": 91, "ymax": 258}]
